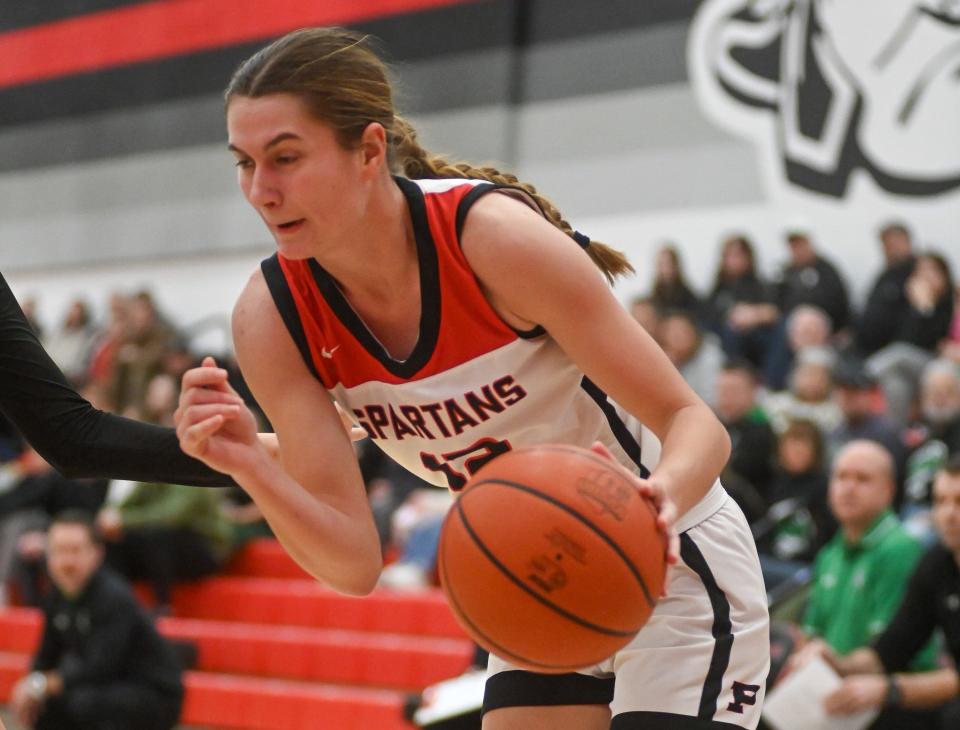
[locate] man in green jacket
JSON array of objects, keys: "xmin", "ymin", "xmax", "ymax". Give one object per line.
[{"xmin": 792, "ymin": 439, "xmax": 939, "ymax": 728}]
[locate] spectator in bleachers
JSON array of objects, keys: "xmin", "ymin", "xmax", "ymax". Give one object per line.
[
  {"xmin": 627, "ymin": 294, "xmax": 661, "ymax": 340},
  {"xmin": 942, "ymin": 282, "xmax": 960, "ymax": 365},
  {"xmin": 659, "ymin": 310, "xmax": 724, "ymax": 407},
  {"xmin": 714, "ymin": 359, "xmax": 776, "ymax": 522},
  {"xmin": 901, "ymin": 358, "xmax": 960, "ymax": 541},
  {"xmin": 95, "ymin": 371, "xmax": 233, "ymax": 614},
  {"xmin": 0, "ymin": 448, "xmax": 109, "ymax": 607},
  {"xmin": 805, "ymin": 457, "xmax": 960, "ymax": 726},
  {"xmin": 96, "ymin": 481, "xmax": 232, "ymax": 616},
  {"xmin": 108, "ymin": 291, "xmax": 178, "ymax": 418},
  {"xmin": 867, "ymin": 251, "xmax": 956, "ymax": 424},
  {"xmin": 790, "ymin": 440, "xmax": 940, "ymax": 730},
  {"xmin": 763, "ymin": 346, "xmax": 844, "ymax": 437},
  {"xmin": 84, "ymin": 292, "xmax": 132, "ymax": 393},
  {"xmin": 754, "ymin": 419, "xmax": 835, "ymax": 588},
  {"xmin": 776, "ymin": 224, "xmax": 850, "ymax": 334},
  {"xmin": 648, "ymin": 244, "xmax": 702, "ymax": 319},
  {"xmin": 43, "ymin": 298, "xmax": 97, "ymax": 386},
  {"xmin": 786, "ymin": 304, "xmax": 833, "ymax": 355},
  {"xmin": 855, "ymin": 221, "xmax": 917, "ymax": 357},
  {"xmin": 829, "ymin": 359, "xmax": 905, "ymax": 478},
  {"xmin": 10, "ymin": 511, "xmax": 183, "ymax": 730},
  {"xmin": 776, "ymin": 304, "xmax": 838, "ymax": 394},
  {"xmin": 378, "ymin": 487, "xmax": 454, "ymax": 591},
  {"xmin": 705, "ymin": 235, "xmax": 785, "ymax": 387}
]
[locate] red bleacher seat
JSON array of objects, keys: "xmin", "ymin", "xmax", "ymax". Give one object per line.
[{"xmin": 0, "ymin": 539, "xmax": 472, "ymax": 729}]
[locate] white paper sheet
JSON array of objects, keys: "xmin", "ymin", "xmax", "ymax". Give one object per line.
[{"xmin": 762, "ymin": 656, "xmax": 879, "ymax": 730}]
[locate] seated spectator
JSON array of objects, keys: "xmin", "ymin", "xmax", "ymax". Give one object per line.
[
  {"xmin": 1, "ymin": 448, "xmax": 109, "ymax": 607},
  {"xmin": 901, "ymin": 358, "xmax": 960, "ymax": 540},
  {"xmin": 790, "ymin": 441, "xmax": 939, "ymax": 729},
  {"xmin": 855, "ymin": 221, "xmax": 917, "ymax": 357},
  {"xmin": 627, "ymin": 294, "xmax": 661, "ymax": 339},
  {"xmin": 648, "ymin": 244, "xmax": 702, "ymax": 319},
  {"xmin": 705, "ymin": 235, "xmax": 783, "ymax": 386},
  {"xmin": 942, "ymin": 281, "xmax": 960, "ymax": 365},
  {"xmin": 776, "ymin": 223, "xmax": 850, "ymax": 334},
  {"xmin": 786, "ymin": 304, "xmax": 833, "ymax": 355},
  {"xmin": 43, "ymin": 298, "xmax": 97, "ymax": 385},
  {"xmin": 803, "ymin": 457, "xmax": 960, "ymax": 725},
  {"xmin": 755, "ymin": 420, "xmax": 835, "ymax": 588},
  {"xmin": 659, "ymin": 310, "xmax": 724, "ymax": 407},
  {"xmin": 775, "ymin": 304, "xmax": 838, "ymax": 394},
  {"xmin": 829, "ymin": 359, "xmax": 905, "ymax": 478},
  {"xmin": 714, "ymin": 359, "xmax": 776, "ymax": 522},
  {"xmin": 763, "ymin": 346, "xmax": 843, "ymax": 437},
  {"xmin": 867, "ymin": 252, "xmax": 956, "ymax": 424},
  {"xmin": 9, "ymin": 511, "xmax": 183, "ymax": 730},
  {"xmin": 108, "ymin": 290, "xmax": 178, "ymax": 418},
  {"xmin": 378, "ymin": 487, "xmax": 454, "ymax": 591},
  {"xmin": 97, "ymin": 482, "xmax": 232, "ymax": 615}
]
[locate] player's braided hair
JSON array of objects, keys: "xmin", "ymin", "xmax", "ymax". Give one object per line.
[
  {"xmin": 226, "ymin": 27, "xmax": 633, "ymax": 283},
  {"xmin": 390, "ymin": 116, "xmax": 633, "ymax": 283}
]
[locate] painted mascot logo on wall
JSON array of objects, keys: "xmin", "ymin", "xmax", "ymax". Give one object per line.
[{"xmin": 688, "ymin": 0, "xmax": 960, "ymax": 199}]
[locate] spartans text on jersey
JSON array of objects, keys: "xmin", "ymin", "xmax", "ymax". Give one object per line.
[{"xmin": 352, "ymin": 375, "xmax": 527, "ymax": 441}]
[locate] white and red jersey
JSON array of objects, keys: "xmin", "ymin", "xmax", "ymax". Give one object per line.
[{"xmin": 261, "ymin": 177, "xmax": 724, "ymax": 529}]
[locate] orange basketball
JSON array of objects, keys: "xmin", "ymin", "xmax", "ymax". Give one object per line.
[{"xmin": 438, "ymin": 444, "xmax": 667, "ymax": 673}]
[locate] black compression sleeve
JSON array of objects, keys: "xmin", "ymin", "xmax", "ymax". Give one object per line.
[
  {"xmin": 0, "ymin": 272, "xmax": 232, "ymax": 487},
  {"xmin": 871, "ymin": 545, "xmax": 941, "ymax": 672}
]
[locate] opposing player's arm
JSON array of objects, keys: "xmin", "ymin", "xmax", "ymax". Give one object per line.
[
  {"xmin": 461, "ymin": 194, "xmax": 730, "ymax": 517},
  {"xmin": 229, "ymin": 271, "xmax": 380, "ymax": 593}
]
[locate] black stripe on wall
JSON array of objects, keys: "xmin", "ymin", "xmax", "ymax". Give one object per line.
[
  {"xmin": 0, "ymin": 0, "xmax": 696, "ymax": 130},
  {"xmin": 0, "ymin": 1, "xmax": 515, "ymax": 130},
  {"xmin": 0, "ymin": 0, "xmax": 145, "ymax": 33}
]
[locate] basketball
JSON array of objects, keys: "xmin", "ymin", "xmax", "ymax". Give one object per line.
[{"xmin": 438, "ymin": 444, "xmax": 667, "ymax": 673}]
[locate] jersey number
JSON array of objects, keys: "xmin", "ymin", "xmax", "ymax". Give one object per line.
[{"xmin": 420, "ymin": 437, "xmax": 513, "ymax": 491}]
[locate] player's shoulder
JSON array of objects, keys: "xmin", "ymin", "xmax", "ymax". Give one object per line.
[
  {"xmin": 461, "ymin": 191, "xmax": 577, "ymax": 274},
  {"xmin": 232, "ymin": 266, "xmax": 281, "ymax": 345}
]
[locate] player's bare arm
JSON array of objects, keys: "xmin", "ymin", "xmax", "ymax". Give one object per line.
[
  {"xmin": 177, "ymin": 269, "xmax": 381, "ymax": 594},
  {"xmin": 461, "ymin": 193, "xmax": 731, "ymax": 519}
]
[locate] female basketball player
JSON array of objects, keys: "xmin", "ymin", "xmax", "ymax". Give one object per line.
[{"xmin": 175, "ymin": 28, "xmax": 770, "ymax": 729}]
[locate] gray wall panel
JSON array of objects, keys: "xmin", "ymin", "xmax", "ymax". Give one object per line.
[
  {"xmin": 0, "ymin": 82, "xmax": 761, "ymax": 273},
  {"xmin": 523, "ymin": 24, "xmax": 690, "ymax": 102}
]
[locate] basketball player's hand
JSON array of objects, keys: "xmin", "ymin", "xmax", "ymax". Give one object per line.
[
  {"xmin": 824, "ymin": 675, "xmax": 886, "ymax": 715},
  {"xmin": 589, "ymin": 442, "xmax": 680, "ymax": 593},
  {"xmin": 175, "ymin": 356, "xmax": 262, "ymax": 476}
]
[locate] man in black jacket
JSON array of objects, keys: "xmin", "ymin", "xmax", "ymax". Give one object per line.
[
  {"xmin": 855, "ymin": 222, "xmax": 916, "ymax": 357},
  {"xmin": 10, "ymin": 511, "xmax": 183, "ymax": 730}
]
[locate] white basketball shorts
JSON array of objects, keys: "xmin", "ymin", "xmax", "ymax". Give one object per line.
[{"xmin": 483, "ymin": 486, "xmax": 770, "ymax": 729}]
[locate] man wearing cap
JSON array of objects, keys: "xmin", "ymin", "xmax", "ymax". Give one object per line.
[{"xmin": 829, "ymin": 359, "xmax": 905, "ymax": 481}]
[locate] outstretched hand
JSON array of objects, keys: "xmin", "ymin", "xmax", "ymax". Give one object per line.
[
  {"xmin": 589, "ymin": 441, "xmax": 680, "ymax": 594},
  {"xmin": 174, "ymin": 356, "xmax": 262, "ymax": 477}
]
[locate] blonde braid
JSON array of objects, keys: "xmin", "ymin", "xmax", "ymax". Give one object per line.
[{"xmin": 391, "ymin": 116, "xmax": 633, "ymax": 284}]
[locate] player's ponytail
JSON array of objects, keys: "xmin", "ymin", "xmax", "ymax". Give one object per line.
[{"xmin": 391, "ymin": 116, "xmax": 633, "ymax": 283}]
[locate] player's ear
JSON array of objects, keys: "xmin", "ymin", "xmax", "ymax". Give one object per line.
[{"xmin": 358, "ymin": 122, "xmax": 388, "ymax": 172}]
